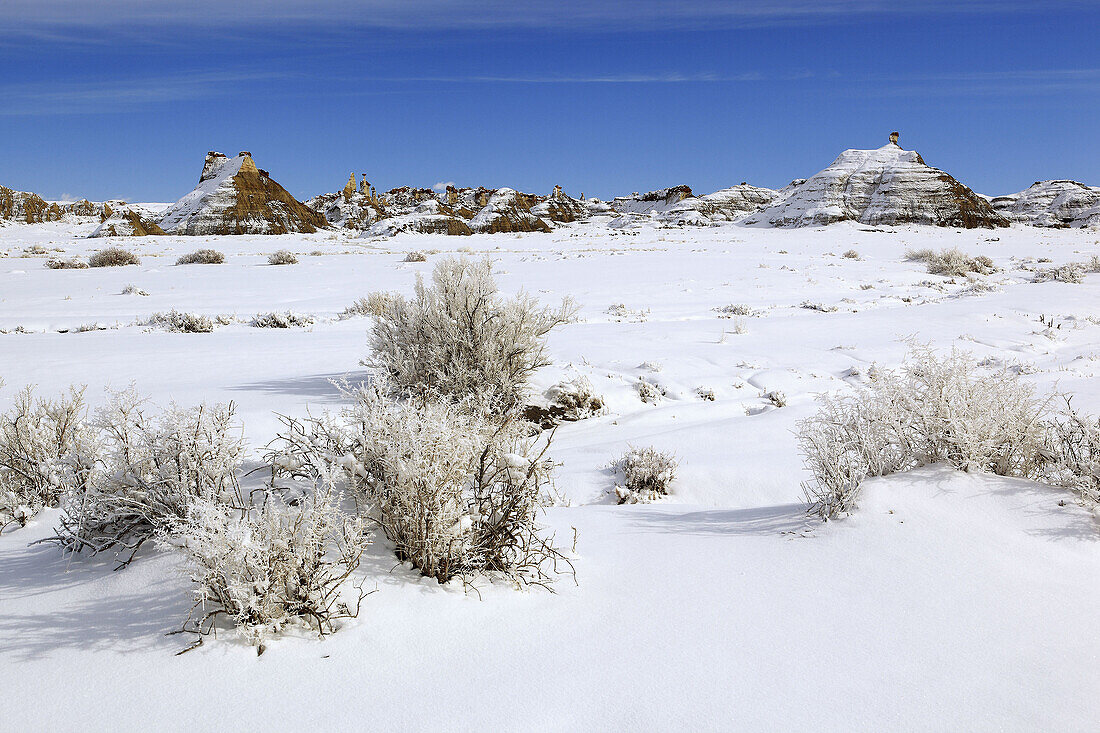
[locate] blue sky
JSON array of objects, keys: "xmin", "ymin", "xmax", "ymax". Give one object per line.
[{"xmin": 1, "ymin": 1, "xmax": 1097, "ymax": 202}]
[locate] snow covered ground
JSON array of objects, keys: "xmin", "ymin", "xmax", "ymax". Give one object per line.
[{"xmin": 2, "ymin": 220, "xmax": 1099, "ymax": 730}]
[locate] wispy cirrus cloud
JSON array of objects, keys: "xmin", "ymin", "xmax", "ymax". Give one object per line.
[
  {"xmin": 4, "ymin": 66, "xmax": 1098, "ymax": 116},
  {"xmin": 0, "ymin": 0, "xmax": 1092, "ymax": 38},
  {"xmin": 0, "ymin": 71, "xmax": 295, "ymax": 116}
]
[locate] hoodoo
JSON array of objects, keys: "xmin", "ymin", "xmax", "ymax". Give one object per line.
[{"xmin": 158, "ymin": 151, "xmax": 328, "ymax": 235}]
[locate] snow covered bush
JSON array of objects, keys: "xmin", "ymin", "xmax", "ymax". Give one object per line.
[
  {"xmin": 842, "ymin": 249, "xmax": 860, "ymax": 259},
  {"xmin": 340, "ymin": 292, "xmax": 399, "ymax": 319},
  {"xmin": 121, "ymin": 283, "xmax": 149, "ymax": 296},
  {"xmin": 368, "ymin": 256, "xmax": 577, "ymax": 413},
  {"xmin": 165, "ymin": 485, "xmax": 365, "ymax": 653},
  {"xmin": 0, "ymin": 385, "xmax": 91, "ymax": 532},
  {"xmin": 89, "ymin": 247, "xmax": 140, "ymax": 267},
  {"xmin": 1048, "ymin": 402, "xmax": 1100, "ymax": 507},
  {"xmin": 1032, "ymin": 263, "xmax": 1086, "ymax": 284},
  {"xmin": 268, "ymin": 249, "xmax": 299, "ymax": 265},
  {"xmin": 147, "ymin": 310, "xmax": 217, "ymax": 333},
  {"xmin": 55, "ymin": 393, "xmax": 245, "ymax": 565},
  {"xmin": 905, "ymin": 247, "xmax": 995, "ymax": 277},
  {"xmin": 524, "ymin": 376, "xmax": 605, "ymax": 427},
  {"xmin": 798, "ymin": 346, "xmax": 1052, "ymax": 519},
  {"xmin": 176, "ymin": 249, "xmax": 225, "ymax": 265},
  {"xmin": 801, "ymin": 301, "xmax": 839, "ymax": 313},
  {"xmin": 613, "ymin": 446, "xmax": 678, "ymax": 504},
  {"xmin": 714, "ymin": 304, "xmax": 756, "ymax": 317},
  {"xmin": 45, "ymin": 257, "xmax": 88, "ymax": 269},
  {"xmin": 635, "ymin": 378, "xmax": 666, "ymax": 404},
  {"xmin": 250, "ymin": 311, "xmax": 315, "ymax": 329},
  {"xmin": 403, "ymin": 251, "xmax": 428, "ymax": 262},
  {"xmin": 270, "ymin": 384, "xmax": 570, "ymax": 587}
]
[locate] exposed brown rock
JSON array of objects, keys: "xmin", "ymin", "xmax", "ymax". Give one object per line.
[{"xmin": 159, "ymin": 152, "xmax": 328, "ymax": 235}]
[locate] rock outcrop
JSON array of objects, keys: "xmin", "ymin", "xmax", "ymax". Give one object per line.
[
  {"xmin": 611, "ymin": 186, "xmax": 694, "ymax": 215},
  {"xmin": 90, "ymin": 205, "xmax": 166, "ymax": 237},
  {"xmin": 660, "ymin": 184, "xmax": 778, "ymax": 225},
  {"xmin": 158, "ymin": 152, "xmax": 328, "ymax": 235},
  {"xmin": 468, "ymin": 188, "xmax": 552, "ymax": 233},
  {"xmin": 990, "ymin": 180, "xmax": 1100, "ymax": 228},
  {"xmin": 748, "ymin": 136, "xmax": 1008, "ymax": 229},
  {"xmin": 305, "ymin": 174, "xmax": 385, "ymax": 231},
  {"xmin": 530, "ymin": 187, "xmax": 590, "ymax": 223},
  {"xmin": 1, "ymin": 186, "xmax": 60, "ymax": 223},
  {"xmin": 0, "ymin": 187, "xmax": 112, "ymax": 224},
  {"xmin": 367, "ymin": 199, "xmax": 473, "ymax": 237}
]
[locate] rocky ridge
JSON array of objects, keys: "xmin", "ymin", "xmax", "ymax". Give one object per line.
[
  {"xmin": 158, "ymin": 152, "xmax": 327, "ymax": 235},
  {"xmin": 746, "ymin": 135, "xmax": 1008, "ymax": 228},
  {"xmin": 990, "ymin": 180, "xmax": 1100, "ymax": 228}
]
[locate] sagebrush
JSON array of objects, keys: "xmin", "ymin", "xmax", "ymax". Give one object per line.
[
  {"xmin": 54, "ymin": 393, "xmax": 245, "ymax": 564},
  {"xmin": 614, "ymin": 446, "xmax": 678, "ymax": 504},
  {"xmin": 269, "ymin": 383, "xmax": 571, "ymax": 587},
  {"xmin": 368, "ymin": 256, "xmax": 576, "ymax": 412},
  {"xmin": 0, "ymin": 385, "xmax": 90, "ymax": 532},
  {"xmin": 89, "ymin": 247, "xmax": 140, "ymax": 268},
  {"xmin": 905, "ymin": 247, "xmax": 995, "ymax": 277},
  {"xmin": 798, "ymin": 346, "xmax": 1052, "ymax": 519},
  {"xmin": 176, "ymin": 249, "xmax": 225, "ymax": 265},
  {"xmin": 268, "ymin": 249, "xmax": 298, "ymax": 265},
  {"xmin": 166, "ymin": 486, "xmax": 365, "ymax": 653}
]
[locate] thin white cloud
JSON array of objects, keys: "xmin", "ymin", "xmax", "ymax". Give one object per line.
[
  {"xmin": 4, "ymin": 66, "xmax": 1098, "ymax": 116},
  {"xmin": 0, "ymin": 0, "xmax": 1090, "ymax": 37},
  {"xmin": 0, "ymin": 71, "xmax": 295, "ymax": 115}
]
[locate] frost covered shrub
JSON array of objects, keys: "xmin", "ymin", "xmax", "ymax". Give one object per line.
[
  {"xmin": 121, "ymin": 283, "xmax": 149, "ymax": 296},
  {"xmin": 270, "ymin": 384, "xmax": 569, "ymax": 586},
  {"xmin": 635, "ymin": 378, "xmax": 666, "ymax": 404},
  {"xmin": 268, "ymin": 249, "xmax": 298, "ymax": 265},
  {"xmin": 147, "ymin": 310, "xmax": 216, "ymax": 333},
  {"xmin": 798, "ymin": 346, "xmax": 1052, "ymax": 519},
  {"xmin": 45, "ymin": 257, "xmax": 88, "ymax": 270},
  {"xmin": 340, "ymin": 292, "xmax": 399, "ymax": 319},
  {"xmin": 1048, "ymin": 402, "xmax": 1100, "ymax": 506},
  {"xmin": 842, "ymin": 249, "xmax": 860, "ymax": 259},
  {"xmin": 368, "ymin": 256, "xmax": 576, "ymax": 413},
  {"xmin": 765, "ymin": 390, "xmax": 787, "ymax": 408},
  {"xmin": 614, "ymin": 446, "xmax": 678, "ymax": 504},
  {"xmin": 165, "ymin": 486, "xmax": 365, "ymax": 653},
  {"xmin": 89, "ymin": 247, "xmax": 140, "ymax": 267},
  {"xmin": 250, "ymin": 311, "xmax": 315, "ymax": 329},
  {"xmin": 905, "ymin": 247, "xmax": 994, "ymax": 277},
  {"xmin": 0, "ymin": 385, "xmax": 91, "ymax": 532},
  {"xmin": 525, "ymin": 377, "xmax": 605, "ymax": 427},
  {"xmin": 1032, "ymin": 263, "xmax": 1086, "ymax": 284},
  {"xmin": 55, "ymin": 394, "xmax": 245, "ymax": 564},
  {"xmin": 800, "ymin": 301, "xmax": 838, "ymax": 313},
  {"xmin": 714, "ymin": 304, "xmax": 756, "ymax": 317},
  {"xmin": 403, "ymin": 251, "xmax": 428, "ymax": 262},
  {"xmin": 176, "ymin": 249, "xmax": 225, "ymax": 265}
]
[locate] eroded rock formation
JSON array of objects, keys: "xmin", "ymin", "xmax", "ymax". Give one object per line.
[
  {"xmin": 749, "ymin": 135, "xmax": 1007, "ymax": 228},
  {"xmin": 158, "ymin": 151, "xmax": 328, "ymax": 235},
  {"xmin": 991, "ymin": 180, "xmax": 1100, "ymax": 228}
]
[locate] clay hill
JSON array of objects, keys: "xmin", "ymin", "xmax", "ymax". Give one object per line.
[
  {"xmin": 746, "ymin": 134, "xmax": 1008, "ymax": 229},
  {"xmin": 990, "ymin": 180, "xmax": 1100, "ymax": 228},
  {"xmin": 0, "ymin": 186, "xmax": 112, "ymax": 224},
  {"xmin": 90, "ymin": 205, "xmax": 166, "ymax": 237},
  {"xmin": 158, "ymin": 152, "xmax": 327, "ymax": 235}
]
